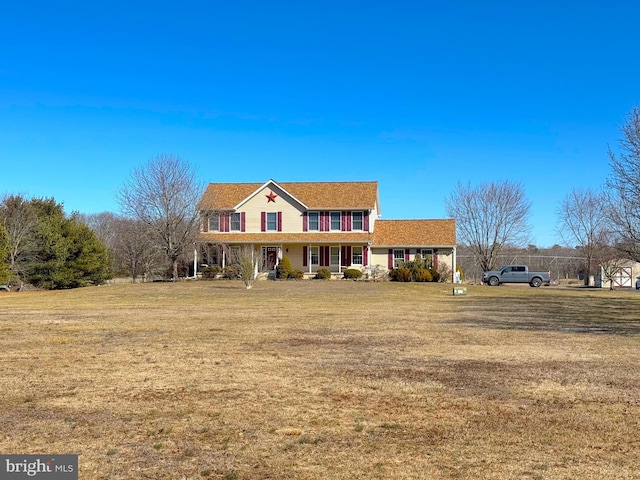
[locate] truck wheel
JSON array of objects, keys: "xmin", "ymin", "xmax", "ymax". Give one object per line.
[
  {"xmin": 488, "ymin": 276, "xmax": 500, "ymax": 286},
  {"xmin": 530, "ymin": 278, "xmax": 542, "ymax": 288}
]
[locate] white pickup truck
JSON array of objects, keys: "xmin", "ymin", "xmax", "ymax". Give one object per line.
[{"xmin": 482, "ymin": 265, "xmax": 551, "ymax": 287}]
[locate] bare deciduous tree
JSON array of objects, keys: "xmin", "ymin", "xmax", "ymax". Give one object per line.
[
  {"xmin": 556, "ymin": 188, "xmax": 609, "ymax": 285},
  {"xmin": 78, "ymin": 212, "xmax": 119, "ymax": 250},
  {"xmin": 0, "ymin": 194, "xmax": 39, "ymax": 285},
  {"xmin": 445, "ymin": 180, "xmax": 531, "ymax": 272},
  {"xmin": 607, "ymin": 106, "xmax": 640, "ymax": 261},
  {"xmin": 118, "ymin": 154, "xmax": 204, "ymax": 280}
]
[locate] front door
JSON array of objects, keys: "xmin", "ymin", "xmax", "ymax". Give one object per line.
[{"xmin": 263, "ymin": 247, "xmax": 278, "ymax": 270}]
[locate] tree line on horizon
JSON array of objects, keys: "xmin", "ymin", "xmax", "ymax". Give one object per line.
[
  {"xmin": 0, "ymin": 154, "xmax": 203, "ymax": 289},
  {"xmin": 1, "ymin": 106, "xmax": 640, "ymax": 290}
]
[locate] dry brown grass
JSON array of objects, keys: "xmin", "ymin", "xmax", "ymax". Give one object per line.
[{"xmin": 1, "ymin": 281, "xmax": 639, "ymax": 479}]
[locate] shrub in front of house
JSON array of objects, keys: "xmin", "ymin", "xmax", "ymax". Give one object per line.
[
  {"xmin": 343, "ymin": 268, "xmax": 363, "ymax": 280},
  {"xmin": 413, "ymin": 268, "xmax": 432, "ymax": 282},
  {"xmin": 429, "ymin": 268, "xmax": 440, "ymax": 282},
  {"xmin": 389, "ymin": 267, "xmax": 412, "ymax": 282},
  {"xmin": 276, "ymin": 256, "xmax": 293, "ymax": 279},
  {"xmin": 223, "ymin": 265, "xmax": 241, "ymax": 279},
  {"xmin": 315, "ymin": 267, "xmax": 332, "ymax": 280},
  {"xmin": 201, "ymin": 265, "xmax": 221, "ymax": 279},
  {"xmin": 289, "ymin": 269, "xmax": 305, "ymax": 279}
]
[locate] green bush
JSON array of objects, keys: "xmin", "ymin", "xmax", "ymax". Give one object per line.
[
  {"xmin": 343, "ymin": 268, "xmax": 363, "ymax": 280},
  {"xmin": 289, "ymin": 269, "xmax": 305, "ymax": 279},
  {"xmin": 413, "ymin": 268, "xmax": 432, "ymax": 282},
  {"xmin": 276, "ymin": 255, "xmax": 293, "ymax": 279},
  {"xmin": 315, "ymin": 267, "xmax": 332, "ymax": 279},
  {"xmin": 201, "ymin": 265, "xmax": 221, "ymax": 279},
  {"xmin": 222, "ymin": 265, "xmax": 241, "ymax": 279},
  {"xmin": 429, "ymin": 268, "xmax": 440, "ymax": 282},
  {"xmin": 390, "ymin": 267, "xmax": 412, "ymax": 282}
]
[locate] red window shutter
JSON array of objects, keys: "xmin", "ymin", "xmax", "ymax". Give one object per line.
[
  {"xmin": 388, "ymin": 249, "xmax": 393, "ymax": 269},
  {"xmin": 319, "ymin": 246, "xmax": 325, "ymax": 266},
  {"xmin": 364, "ymin": 211, "xmax": 369, "ymax": 231},
  {"xmin": 341, "ymin": 211, "xmax": 347, "ymax": 231},
  {"xmin": 363, "ymin": 246, "xmax": 368, "ymax": 266},
  {"xmin": 277, "ymin": 212, "xmax": 282, "ymax": 232},
  {"xmin": 221, "ymin": 214, "xmax": 229, "ymax": 232},
  {"xmin": 320, "ymin": 212, "xmax": 327, "ymax": 232},
  {"xmin": 433, "ymin": 249, "xmax": 438, "ymax": 269},
  {"xmin": 343, "ymin": 211, "xmax": 352, "ymax": 231},
  {"xmin": 405, "ymin": 249, "xmax": 410, "ymax": 262},
  {"xmin": 324, "ymin": 246, "xmax": 330, "ymax": 266},
  {"xmin": 261, "ymin": 212, "xmax": 266, "ymax": 232},
  {"xmin": 240, "ymin": 212, "xmax": 246, "ymax": 232},
  {"xmin": 303, "ymin": 246, "xmax": 308, "ymax": 267},
  {"xmin": 302, "ymin": 212, "xmax": 308, "ymax": 232}
]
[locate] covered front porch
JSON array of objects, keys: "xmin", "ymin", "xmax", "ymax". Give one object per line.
[{"xmin": 197, "ymin": 242, "xmax": 372, "ymax": 277}]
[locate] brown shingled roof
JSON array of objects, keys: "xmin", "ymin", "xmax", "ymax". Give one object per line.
[
  {"xmin": 372, "ymin": 219, "xmax": 456, "ymax": 247},
  {"xmin": 198, "ymin": 180, "xmax": 379, "ymax": 211}
]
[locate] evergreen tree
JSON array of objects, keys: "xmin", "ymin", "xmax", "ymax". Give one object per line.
[{"xmin": 26, "ymin": 198, "xmax": 112, "ymax": 289}]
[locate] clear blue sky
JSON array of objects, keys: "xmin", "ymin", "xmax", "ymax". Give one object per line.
[{"xmin": 1, "ymin": 1, "xmax": 639, "ymax": 247}]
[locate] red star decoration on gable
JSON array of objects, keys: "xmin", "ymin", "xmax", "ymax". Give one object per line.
[{"xmin": 266, "ymin": 191, "xmax": 278, "ymax": 203}]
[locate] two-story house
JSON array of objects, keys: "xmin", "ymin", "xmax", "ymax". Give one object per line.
[{"xmin": 196, "ymin": 180, "xmax": 456, "ymax": 279}]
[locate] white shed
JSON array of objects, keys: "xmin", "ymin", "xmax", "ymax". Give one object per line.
[{"xmin": 595, "ymin": 258, "xmax": 640, "ymax": 289}]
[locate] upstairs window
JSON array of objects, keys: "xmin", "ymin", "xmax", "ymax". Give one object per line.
[
  {"xmin": 208, "ymin": 213, "xmax": 220, "ymax": 232},
  {"xmin": 261, "ymin": 212, "xmax": 282, "ymax": 232},
  {"xmin": 308, "ymin": 212, "xmax": 319, "ymax": 231},
  {"xmin": 230, "ymin": 212, "xmax": 241, "ymax": 231},
  {"xmin": 330, "ymin": 211, "xmax": 341, "ymax": 231},
  {"xmin": 352, "ymin": 211, "xmax": 363, "ymax": 231},
  {"xmin": 266, "ymin": 212, "xmax": 277, "ymax": 231}
]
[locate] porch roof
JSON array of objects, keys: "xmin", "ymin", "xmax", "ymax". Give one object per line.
[{"xmin": 198, "ymin": 232, "xmax": 373, "ymax": 244}]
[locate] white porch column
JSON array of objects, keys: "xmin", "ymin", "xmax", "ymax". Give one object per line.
[
  {"xmin": 193, "ymin": 244, "xmax": 198, "ymax": 278},
  {"xmin": 452, "ymin": 246, "xmax": 457, "ymax": 283}
]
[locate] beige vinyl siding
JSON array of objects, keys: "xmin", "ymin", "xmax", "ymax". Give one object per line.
[
  {"xmin": 370, "ymin": 248, "xmax": 455, "ymax": 271},
  {"xmin": 240, "ymin": 185, "xmax": 304, "ymax": 233},
  {"xmin": 283, "ymin": 245, "xmax": 305, "ymax": 271}
]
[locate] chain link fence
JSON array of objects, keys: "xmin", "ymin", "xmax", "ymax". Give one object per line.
[{"xmin": 458, "ymin": 254, "xmax": 585, "ymax": 284}]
